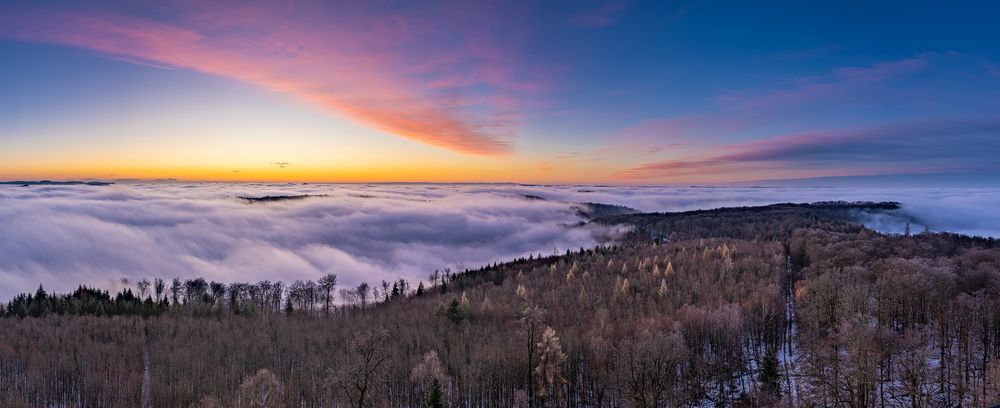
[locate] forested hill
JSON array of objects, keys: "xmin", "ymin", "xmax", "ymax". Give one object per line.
[
  {"xmin": 596, "ymin": 200, "xmax": 907, "ymax": 241},
  {"xmin": 2, "ymin": 201, "xmax": 999, "ymax": 407}
]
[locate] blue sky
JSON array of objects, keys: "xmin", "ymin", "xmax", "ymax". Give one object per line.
[{"xmin": 1, "ymin": 0, "xmax": 998, "ymax": 184}]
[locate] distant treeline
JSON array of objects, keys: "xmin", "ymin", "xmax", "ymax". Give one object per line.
[
  {"xmin": 239, "ymin": 194, "xmax": 327, "ymax": 203},
  {"xmin": 0, "ymin": 180, "xmax": 112, "ymax": 186},
  {"xmin": 1, "ymin": 253, "xmax": 572, "ymax": 319},
  {"xmin": 575, "ymin": 202, "xmax": 639, "ymax": 219},
  {"xmin": 599, "ymin": 200, "xmax": 986, "ymax": 243}
]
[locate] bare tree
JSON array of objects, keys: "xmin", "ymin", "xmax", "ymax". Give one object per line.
[
  {"xmin": 269, "ymin": 281, "xmax": 284, "ymax": 312},
  {"xmin": 355, "ymin": 282, "xmax": 371, "ymax": 308},
  {"xmin": 238, "ymin": 369, "xmax": 283, "ymax": 408},
  {"xmin": 184, "ymin": 278, "xmax": 208, "ymax": 304},
  {"xmin": 304, "ymin": 280, "xmax": 318, "ymax": 314},
  {"xmin": 209, "ymin": 282, "xmax": 226, "ymax": 306},
  {"xmin": 189, "ymin": 395, "xmax": 223, "ymax": 408},
  {"xmin": 613, "ymin": 330, "xmax": 687, "ymax": 408},
  {"xmin": 288, "ymin": 280, "xmax": 314, "ymax": 314},
  {"xmin": 327, "ymin": 329, "xmax": 392, "ymax": 408},
  {"xmin": 318, "ymin": 273, "xmax": 338, "ymax": 316},
  {"xmin": 153, "ymin": 278, "xmax": 165, "ymax": 302},
  {"xmin": 170, "ymin": 278, "xmax": 182, "ymax": 306},
  {"xmin": 136, "ymin": 279, "xmax": 151, "ymax": 300}
]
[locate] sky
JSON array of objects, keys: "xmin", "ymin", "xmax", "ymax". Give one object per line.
[
  {"xmin": 3, "ymin": 183, "xmax": 998, "ymax": 300},
  {"xmin": 1, "ymin": 0, "xmax": 1000, "ymax": 184}
]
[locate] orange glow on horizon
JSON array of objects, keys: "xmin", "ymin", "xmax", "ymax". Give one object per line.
[{"xmin": 0, "ymin": 161, "xmax": 636, "ymax": 184}]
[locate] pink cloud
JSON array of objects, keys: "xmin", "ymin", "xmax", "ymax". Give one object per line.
[
  {"xmin": 615, "ymin": 117, "xmax": 1000, "ymax": 181},
  {"xmin": 833, "ymin": 57, "xmax": 927, "ymax": 82},
  {"xmin": 0, "ymin": 3, "xmax": 545, "ymax": 155},
  {"xmin": 586, "ymin": 115, "xmax": 750, "ymax": 159},
  {"xmin": 613, "ymin": 115, "xmax": 748, "ymax": 144},
  {"xmin": 598, "ymin": 55, "xmax": 952, "ymax": 181}
]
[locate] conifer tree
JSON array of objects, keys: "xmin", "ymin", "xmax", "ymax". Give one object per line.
[
  {"xmin": 657, "ymin": 279, "xmax": 668, "ymax": 297},
  {"xmin": 424, "ymin": 377, "xmax": 445, "ymax": 408}
]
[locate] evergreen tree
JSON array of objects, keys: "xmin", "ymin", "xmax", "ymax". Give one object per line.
[
  {"xmin": 424, "ymin": 377, "xmax": 444, "ymax": 408},
  {"xmin": 439, "ymin": 298, "xmax": 464, "ymax": 324},
  {"xmin": 30, "ymin": 285, "xmax": 50, "ymax": 317},
  {"xmin": 759, "ymin": 346, "xmax": 781, "ymax": 396}
]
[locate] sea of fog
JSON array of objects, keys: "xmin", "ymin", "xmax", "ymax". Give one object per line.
[{"xmin": 1, "ymin": 183, "xmax": 998, "ymax": 300}]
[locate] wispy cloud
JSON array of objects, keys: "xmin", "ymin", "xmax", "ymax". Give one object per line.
[
  {"xmin": 833, "ymin": 57, "xmax": 928, "ymax": 82},
  {"xmin": 595, "ymin": 55, "xmax": 997, "ymax": 181},
  {"xmin": 594, "ymin": 56, "xmax": 936, "ymax": 165},
  {"xmin": 616, "ymin": 117, "xmax": 1000, "ymax": 180},
  {"xmin": 0, "ymin": 3, "xmax": 545, "ymax": 155},
  {"xmin": 549, "ymin": 116, "xmax": 744, "ymax": 168},
  {"xmin": 717, "ymin": 57, "xmax": 928, "ymax": 109},
  {"xmin": 602, "ymin": 115, "xmax": 748, "ymax": 150}
]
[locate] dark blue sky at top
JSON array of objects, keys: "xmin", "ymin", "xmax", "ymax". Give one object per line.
[{"xmin": 525, "ymin": 1, "xmax": 1000, "ymax": 128}]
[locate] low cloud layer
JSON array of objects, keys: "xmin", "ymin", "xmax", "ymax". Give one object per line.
[
  {"xmin": 2, "ymin": 183, "xmax": 998, "ymax": 300},
  {"xmin": 0, "ymin": 184, "xmax": 615, "ymax": 300},
  {"xmin": 490, "ymin": 185, "xmax": 1000, "ymax": 237}
]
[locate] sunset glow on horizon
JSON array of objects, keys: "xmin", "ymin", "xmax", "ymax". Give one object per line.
[{"xmin": 2, "ymin": 1, "xmax": 999, "ymax": 185}]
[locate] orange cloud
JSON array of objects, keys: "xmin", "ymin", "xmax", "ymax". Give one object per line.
[{"xmin": 0, "ymin": 2, "xmax": 537, "ymax": 155}]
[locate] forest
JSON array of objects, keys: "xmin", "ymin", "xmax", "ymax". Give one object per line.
[{"xmin": 1, "ymin": 202, "xmax": 999, "ymax": 407}]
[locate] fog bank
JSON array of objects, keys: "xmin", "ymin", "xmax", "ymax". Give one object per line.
[{"xmin": 1, "ymin": 183, "xmax": 996, "ymax": 300}]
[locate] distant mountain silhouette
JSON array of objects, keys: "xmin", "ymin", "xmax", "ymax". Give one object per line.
[
  {"xmin": 240, "ymin": 194, "xmax": 326, "ymax": 203},
  {"xmin": 0, "ymin": 180, "xmax": 112, "ymax": 186}
]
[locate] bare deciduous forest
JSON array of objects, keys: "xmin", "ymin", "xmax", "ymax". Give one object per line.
[{"xmin": 2, "ymin": 202, "xmax": 999, "ymax": 407}]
